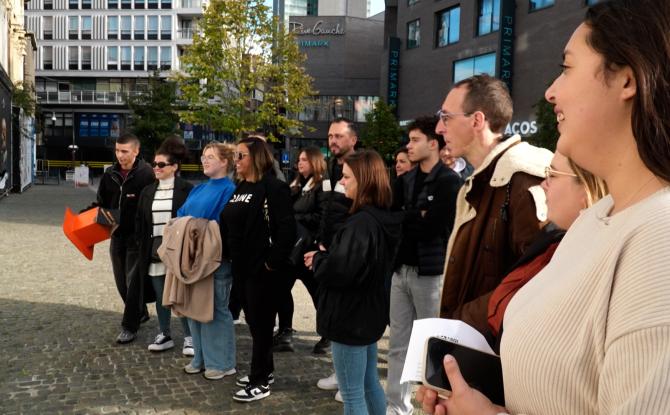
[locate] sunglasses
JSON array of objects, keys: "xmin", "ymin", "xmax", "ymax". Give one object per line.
[
  {"xmin": 151, "ymin": 161, "xmax": 174, "ymax": 168},
  {"xmin": 544, "ymin": 166, "xmax": 577, "ymax": 180},
  {"xmin": 234, "ymin": 152, "xmax": 250, "ymax": 161}
]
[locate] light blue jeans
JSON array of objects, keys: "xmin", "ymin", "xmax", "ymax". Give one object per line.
[
  {"xmin": 188, "ymin": 261, "xmax": 236, "ymax": 371},
  {"xmin": 331, "ymin": 341, "xmax": 386, "ymax": 415},
  {"xmin": 151, "ymin": 275, "xmax": 191, "ymax": 338}
]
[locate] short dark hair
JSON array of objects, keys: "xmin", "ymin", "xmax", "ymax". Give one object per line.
[
  {"xmin": 116, "ymin": 132, "xmax": 140, "ymax": 147},
  {"xmin": 453, "ymin": 74, "xmax": 513, "ymax": 134},
  {"xmin": 238, "ymin": 136, "xmax": 274, "ymax": 182},
  {"xmin": 394, "ymin": 147, "xmax": 409, "ymax": 159},
  {"xmin": 585, "ymin": 0, "xmax": 670, "ymax": 182},
  {"xmin": 330, "ymin": 117, "xmax": 357, "ymax": 137},
  {"xmin": 407, "ymin": 115, "xmax": 445, "ymax": 150},
  {"xmin": 156, "ymin": 135, "xmax": 189, "ymax": 167},
  {"xmin": 343, "ymin": 150, "xmax": 392, "ymax": 213}
]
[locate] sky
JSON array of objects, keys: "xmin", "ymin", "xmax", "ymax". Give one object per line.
[{"xmin": 263, "ymin": 0, "xmax": 386, "ymax": 16}]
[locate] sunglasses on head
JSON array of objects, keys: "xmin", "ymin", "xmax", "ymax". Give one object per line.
[{"xmin": 151, "ymin": 161, "xmax": 174, "ymax": 168}]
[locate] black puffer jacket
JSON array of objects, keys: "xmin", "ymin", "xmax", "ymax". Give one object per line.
[
  {"xmin": 313, "ymin": 206, "xmax": 403, "ymax": 345},
  {"xmin": 291, "ymin": 175, "xmax": 323, "ymax": 236},
  {"xmin": 96, "ymin": 159, "xmax": 155, "ymax": 238},
  {"xmin": 317, "ymin": 159, "xmax": 352, "ymax": 248}
]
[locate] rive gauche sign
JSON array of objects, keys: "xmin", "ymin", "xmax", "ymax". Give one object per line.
[{"xmin": 290, "ymin": 20, "xmax": 345, "ymax": 36}]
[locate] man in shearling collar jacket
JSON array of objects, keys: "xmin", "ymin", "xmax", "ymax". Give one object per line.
[{"xmin": 435, "ymin": 75, "xmax": 552, "ymax": 335}]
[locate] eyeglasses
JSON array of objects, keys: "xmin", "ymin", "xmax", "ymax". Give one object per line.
[
  {"xmin": 234, "ymin": 151, "xmax": 249, "ymax": 161},
  {"xmin": 151, "ymin": 161, "xmax": 174, "ymax": 168},
  {"xmin": 436, "ymin": 109, "xmax": 473, "ymax": 124},
  {"xmin": 200, "ymin": 155, "xmax": 218, "ymax": 163},
  {"xmin": 545, "ymin": 166, "xmax": 578, "ymax": 181}
]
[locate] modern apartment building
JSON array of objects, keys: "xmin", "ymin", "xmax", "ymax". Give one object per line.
[{"xmin": 24, "ymin": 0, "xmax": 204, "ymax": 161}]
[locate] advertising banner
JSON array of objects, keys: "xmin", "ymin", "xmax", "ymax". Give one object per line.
[{"xmin": 0, "ymin": 70, "xmax": 12, "ymax": 195}]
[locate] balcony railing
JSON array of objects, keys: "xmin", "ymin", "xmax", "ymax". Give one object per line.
[
  {"xmin": 180, "ymin": 0, "xmax": 201, "ymax": 8},
  {"xmin": 177, "ymin": 28, "xmax": 195, "ymax": 39},
  {"xmin": 36, "ymin": 90, "xmax": 146, "ymax": 105}
]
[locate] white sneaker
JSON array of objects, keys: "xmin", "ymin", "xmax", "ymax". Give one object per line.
[
  {"xmin": 317, "ymin": 372, "xmax": 338, "ymax": 390},
  {"xmin": 204, "ymin": 367, "xmax": 237, "ymax": 380},
  {"xmin": 182, "ymin": 336, "xmax": 194, "ymax": 357},
  {"xmin": 335, "ymin": 390, "xmax": 343, "ymax": 403},
  {"xmin": 148, "ymin": 332, "xmax": 175, "ymax": 352}
]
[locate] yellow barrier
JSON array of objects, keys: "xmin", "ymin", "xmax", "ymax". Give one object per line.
[{"xmin": 47, "ymin": 161, "xmax": 203, "ymax": 172}]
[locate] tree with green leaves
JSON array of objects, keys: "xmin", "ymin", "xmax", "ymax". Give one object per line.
[
  {"xmin": 174, "ymin": 0, "xmax": 315, "ymax": 141},
  {"xmin": 528, "ymin": 95, "xmax": 559, "ymax": 151},
  {"xmin": 360, "ymin": 100, "xmax": 403, "ymax": 161},
  {"xmin": 126, "ymin": 70, "xmax": 180, "ymax": 152}
]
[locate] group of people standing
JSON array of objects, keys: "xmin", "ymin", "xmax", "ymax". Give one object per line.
[{"xmin": 86, "ymin": 0, "xmax": 670, "ymax": 413}]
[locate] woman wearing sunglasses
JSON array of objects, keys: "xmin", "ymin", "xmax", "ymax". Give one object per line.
[
  {"xmin": 176, "ymin": 141, "xmax": 238, "ymax": 381},
  {"xmin": 417, "ymin": 1, "xmax": 670, "ymax": 414},
  {"xmin": 220, "ymin": 136, "xmax": 296, "ymax": 403},
  {"xmin": 135, "ymin": 136, "xmax": 193, "ymax": 354}
]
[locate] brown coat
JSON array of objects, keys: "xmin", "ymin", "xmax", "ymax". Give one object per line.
[
  {"xmin": 158, "ymin": 216, "xmax": 222, "ymax": 323},
  {"xmin": 439, "ymin": 136, "xmax": 552, "ymax": 333}
]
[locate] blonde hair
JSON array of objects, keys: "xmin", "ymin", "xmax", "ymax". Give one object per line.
[
  {"xmin": 568, "ymin": 158, "xmax": 608, "ymax": 207},
  {"xmin": 202, "ymin": 142, "xmax": 235, "ymax": 175}
]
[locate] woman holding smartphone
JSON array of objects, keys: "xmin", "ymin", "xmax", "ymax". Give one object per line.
[{"xmin": 305, "ymin": 150, "xmax": 402, "ymax": 415}]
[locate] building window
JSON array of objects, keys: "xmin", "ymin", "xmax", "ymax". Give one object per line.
[
  {"xmin": 108, "ymin": 16, "xmax": 118, "ymax": 39},
  {"xmin": 148, "ymin": 0, "xmax": 158, "ymax": 8},
  {"xmin": 135, "ymin": 0, "xmax": 145, "ymax": 8},
  {"xmin": 161, "ymin": 0, "xmax": 171, "ymax": 8},
  {"xmin": 453, "ymin": 52, "xmax": 496, "ymax": 83},
  {"xmin": 121, "ymin": 0, "xmax": 131, "ymax": 8},
  {"xmin": 121, "ymin": 46, "xmax": 131, "ymax": 70},
  {"xmin": 148, "ymin": 16, "xmax": 158, "ymax": 39},
  {"xmin": 160, "ymin": 46, "xmax": 171, "ymax": 70},
  {"xmin": 134, "ymin": 16, "xmax": 145, "ymax": 40},
  {"xmin": 478, "ymin": 0, "xmax": 500, "ymax": 35},
  {"xmin": 529, "ymin": 0, "xmax": 554, "ymax": 11},
  {"xmin": 69, "ymin": 46, "xmax": 79, "ymax": 70},
  {"xmin": 436, "ymin": 6, "xmax": 460, "ymax": 47},
  {"xmin": 147, "ymin": 46, "xmax": 158, "ymax": 70},
  {"xmin": 407, "ymin": 19, "xmax": 420, "ymax": 49},
  {"xmin": 43, "ymin": 46, "xmax": 53, "ymax": 70},
  {"xmin": 108, "ymin": 0, "xmax": 118, "ymax": 8},
  {"xmin": 108, "ymin": 46, "xmax": 119, "ymax": 70},
  {"xmin": 306, "ymin": 0, "xmax": 317, "ymax": 15},
  {"xmin": 69, "ymin": 16, "xmax": 79, "ymax": 40},
  {"xmin": 160, "ymin": 16, "xmax": 171, "ymax": 40},
  {"xmin": 134, "ymin": 46, "xmax": 145, "ymax": 70},
  {"xmin": 121, "ymin": 16, "xmax": 131, "ymax": 39},
  {"xmin": 82, "ymin": 46, "xmax": 92, "ymax": 70},
  {"xmin": 43, "ymin": 16, "xmax": 53, "ymax": 40},
  {"xmin": 69, "ymin": 0, "xmax": 78, "ymax": 9},
  {"xmin": 82, "ymin": 0, "xmax": 91, "ymax": 8},
  {"xmin": 44, "ymin": 0, "xmax": 53, "ymax": 9},
  {"xmin": 82, "ymin": 16, "xmax": 92, "ymax": 39}
]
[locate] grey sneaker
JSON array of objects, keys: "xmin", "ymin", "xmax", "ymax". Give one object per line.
[
  {"xmin": 204, "ymin": 368, "xmax": 237, "ymax": 380},
  {"xmin": 116, "ymin": 329, "xmax": 136, "ymax": 344},
  {"xmin": 184, "ymin": 363, "xmax": 204, "ymax": 374}
]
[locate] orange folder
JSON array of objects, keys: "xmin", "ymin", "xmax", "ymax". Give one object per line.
[{"xmin": 62, "ymin": 207, "xmax": 119, "ymax": 260}]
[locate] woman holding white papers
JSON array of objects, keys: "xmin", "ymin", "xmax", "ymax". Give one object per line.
[{"xmin": 417, "ymin": 0, "xmax": 670, "ymax": 414}]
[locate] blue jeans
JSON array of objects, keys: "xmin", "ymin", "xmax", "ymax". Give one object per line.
[
  {"xmin": 150, "ymin": 275, "xmax": 190, "ymax": 338},
  {"xmin": 331, "ymin": 341, "xmax": 386, "ymax": 415},
  {"xmin": 188, "ymin": 261, "xmax": 236, "ymax": 371}
]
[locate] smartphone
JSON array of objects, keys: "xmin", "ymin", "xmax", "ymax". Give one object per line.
[{"xmin": 422, "ymin": 336, "xmax": 505, "ymax": 406}]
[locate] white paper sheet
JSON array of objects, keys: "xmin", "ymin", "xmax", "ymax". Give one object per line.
[{"xmin": 400, "ymin": 318, "xmax": 496, "ymax": 384}]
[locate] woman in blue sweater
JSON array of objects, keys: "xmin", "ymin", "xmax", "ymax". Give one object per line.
[{"xmin": 177, "ymin": 142, "xmax": 237, "ymax": 381}]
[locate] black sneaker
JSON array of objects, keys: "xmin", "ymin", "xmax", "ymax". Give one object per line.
[
  {"xmin": 232, "ymin": 384, "xmax": 270, "ymax": 402},
  {"xmin": 147, "ymin": 332, "xmax": 174, "ymax": 352},
  {"xmin": 272, "ymin": 328, "xmax": 295, "ymax": 352},
  {"xmin": 313, "ymin": 337, "xmax": 330, "ymax": 354},
  {"xmin": 236, "ymin": 373, "xmax": 274, "ymax": 387}
]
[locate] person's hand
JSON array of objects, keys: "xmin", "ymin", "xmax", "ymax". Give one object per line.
[
  {"xmin": 415, "ymin": 355, "xmax": 508, "ymax": 415},
  {"xmin": 304, "ymin": 251, "xmax": 317, "ymax": 270}
]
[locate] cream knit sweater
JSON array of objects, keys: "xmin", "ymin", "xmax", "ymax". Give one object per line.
[{"xmin": 501, "ymin": 188, "xmax": 670, "ymax": 415}]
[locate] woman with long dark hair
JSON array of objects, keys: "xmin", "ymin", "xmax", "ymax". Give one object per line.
[
  {"xmin": 135, "ymin": 136, "xmax": 193, "ymax": 354},
  {"xmin": 305, "ymin": 150, "xmax": 402, "ymax": 415},
  {"xmin": 220, "ymin": 136, "xmax": 296, "ymax": 403},
  {"xmin": 417, "ymin": 1, "xmax": 670, "ymax": 414}
]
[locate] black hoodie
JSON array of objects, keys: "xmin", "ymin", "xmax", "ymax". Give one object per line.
[{"xmin": 312, "ymin": 205, "xmax": 403, "ymax": 345}]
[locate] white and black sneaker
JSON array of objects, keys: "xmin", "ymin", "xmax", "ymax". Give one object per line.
[
  {"xmin": 182, "ymin": 336, "xmax": 194, "ymax": 357},
  {"xmin": 148, "ymin": 333, "xmax": 175, "ymax": 352},
  {"xmin": 235, "ymin": 373, "xmax": 274, "ymax": 387},
  {"xmin": 232, "ymin": 384, "xmax": 270, "ymax": 402}
]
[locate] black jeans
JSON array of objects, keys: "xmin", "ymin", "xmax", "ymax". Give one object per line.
[
  {"xmin": 276, "ymin": 265, "xmax": 318, "ymax": 330},
  {"xmin": 110, "ymin": 235, "xmax": 146, "ymax": 333},
  {"xmin": 236, "ymin": 268, "xmax": 280, "ymax": 386}
]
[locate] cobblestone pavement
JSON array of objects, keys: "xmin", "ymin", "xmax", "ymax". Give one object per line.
[{"xmin": 0, "ymin": 183, "xmax": 403, "ymax": 415}]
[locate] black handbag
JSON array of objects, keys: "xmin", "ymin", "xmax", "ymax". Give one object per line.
[
  {"xmin": 289, "ymin": 222, "xmax": 314, "ymax": 267},
  {"xmin": 150, "ymin": 236, "xmax": 163, "ymax": 262}
]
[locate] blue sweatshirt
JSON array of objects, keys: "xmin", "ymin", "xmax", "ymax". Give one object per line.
[{"xmin": 177, "ymin": 176, "xmax": 236, "ymax": 222}]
